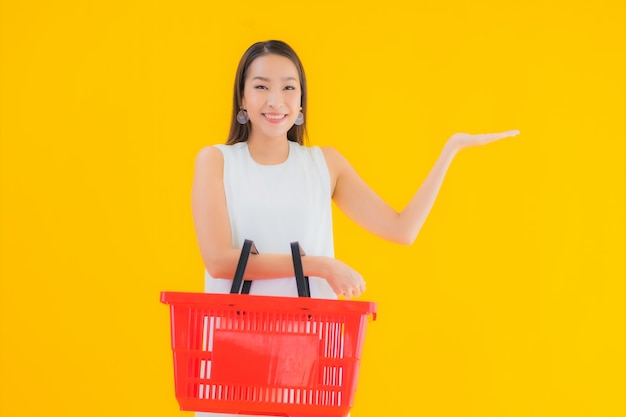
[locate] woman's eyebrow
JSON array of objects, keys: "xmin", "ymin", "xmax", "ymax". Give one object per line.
[{"xmin": 251, "ymin": 76, "xmax": 298, "ymax": 82}]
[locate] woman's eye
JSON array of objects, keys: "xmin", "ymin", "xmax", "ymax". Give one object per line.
[
  {"xmin": 284, "ymin": 86, "xmax": 296, "ymax": 90},
  {"xmin": 254, "ymin": 85, "xmax": 267, "ymax": 90}
]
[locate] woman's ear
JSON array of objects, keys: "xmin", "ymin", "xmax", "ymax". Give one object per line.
[{"xmin": 241, "ymin": 97, "xmax": 246, "ymax": 110}]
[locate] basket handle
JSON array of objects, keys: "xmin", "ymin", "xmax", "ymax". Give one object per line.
[
  {"xmin": 290, "ymin": 242, "xmax": 311, "ymax": 297},
  {"xmin": 229, "ymin": 239, "xmax": 311, "ymax": 298},
  {"xmin": 229, "ymin": 239, "xmax": 258, "ymax": 294}
]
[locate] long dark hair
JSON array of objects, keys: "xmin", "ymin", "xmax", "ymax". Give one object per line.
[{"xmin": 226, "ymin": 40, "xmax": 308, "ymax": 145}]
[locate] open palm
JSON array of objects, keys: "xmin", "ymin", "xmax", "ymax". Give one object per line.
[{"xmin": 450, "ymin": 130, "xmax": 520, "ymax": 151}]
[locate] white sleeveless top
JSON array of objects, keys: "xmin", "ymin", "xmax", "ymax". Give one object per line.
[{"xmin": 204, "ymin": 141, "xmax": 337, "ymax": 299}]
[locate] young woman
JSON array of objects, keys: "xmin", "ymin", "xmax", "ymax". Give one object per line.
[
  {"xmin": 190, "ymin": 38, "xmax": 518, "ymax": 417},
  {"xmin": 192, "ymin": 39, "xmax": 519, "ymax": 302}
]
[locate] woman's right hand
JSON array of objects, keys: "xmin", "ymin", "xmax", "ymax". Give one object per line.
[{"xmin": 322, "ymin": 258, "xmax": 366, "ymax": 299}]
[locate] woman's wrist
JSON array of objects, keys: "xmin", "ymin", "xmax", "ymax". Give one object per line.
[
  {"xmin": 444, "ymin": 136, "xmax": 463, "ymax": 155},
  {"xmin": 302, "ymin": 255, "xmax": 332, "ymax": 279}
]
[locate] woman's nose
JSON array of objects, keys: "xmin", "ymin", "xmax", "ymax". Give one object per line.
[{"xmin": 267, "ymin": 91, "xmax": 281, "ymax": 107}]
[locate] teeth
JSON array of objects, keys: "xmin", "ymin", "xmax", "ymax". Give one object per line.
[{"xmin": 264, "ymin": 114, "xmax": 286, "ymax": 120}]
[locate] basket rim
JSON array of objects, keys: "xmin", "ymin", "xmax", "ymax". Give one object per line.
[{"xmin": 160, "ymin": 291, "xmax": 377, "ymax": 318}]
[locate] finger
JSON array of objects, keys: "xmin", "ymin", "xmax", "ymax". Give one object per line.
[
  {"xmin": 491, "ymin": 129, "xmax": 520, "ymax": 139},
  {"xmin": 334, "ymin": 286, "xmax": 344, "ymax": 297},
  {"xmin": 479, "ymin": 130, "xmax": 519, "ymax": 144},
  {"xmin": 355, "ymin": 284, "xmax": 365, "ymax": 298}
]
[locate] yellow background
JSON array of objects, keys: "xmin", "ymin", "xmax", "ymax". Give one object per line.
[{"xmin": 1, "ymin": 1, "xmax": 624, "ymax": 416}]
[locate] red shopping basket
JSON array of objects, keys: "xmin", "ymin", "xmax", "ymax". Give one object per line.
[{"xmin": 161, "ymin": 241, "xmax": 377, "ymax": 417}]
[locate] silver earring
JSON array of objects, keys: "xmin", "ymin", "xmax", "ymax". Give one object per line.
[
  {"xmin": 237, "ymin": 109, "xmax": 249, "ymax": 124},
  {"xmin": 294, "ymin": 111, "xmax": 304, "ymax": 126}
]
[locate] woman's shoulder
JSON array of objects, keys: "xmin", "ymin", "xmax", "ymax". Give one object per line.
[
  {"xmin": 318, "ymin": 145, "xmax": 341, "ymax": 157},
  {"xmin": 196, "ymin": 142, "xmax": 247, "ymax": 161},
  {"xmin": 195, "ymin": 145, "xmax": 221, "ymax": 160},
  {"xmin": 194, "ymin": 144, "xmax": 228, "ymax": 169},
  {"xmin": 318, "ymin": 145, "xmax": 349, "ymax": 167},
  {"xmin": 192, "ymin": 146, "xmax": 226, "ymax": 181},
  {"xmin": 213, "ymin": 142, "xmax": 247, "ymax": 152}
]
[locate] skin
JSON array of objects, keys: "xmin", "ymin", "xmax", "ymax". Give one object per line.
[{"xmin": 192, "ymin": 53, "xmax": 520, "ymax": 299}]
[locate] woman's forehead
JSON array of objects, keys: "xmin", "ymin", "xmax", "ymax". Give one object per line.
[{"xmin": 246, "ymin": 54, "xmax": 299, "ymax": 81}]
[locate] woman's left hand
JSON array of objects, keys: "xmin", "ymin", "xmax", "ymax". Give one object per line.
[{"xmin": 448, "ymin": 129, "xmax": 520, "ymax": 152}]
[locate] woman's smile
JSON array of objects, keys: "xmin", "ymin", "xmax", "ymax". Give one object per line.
[{"xmin": 262, "ymin": 112, "xmax": 288, "ymax": 123}]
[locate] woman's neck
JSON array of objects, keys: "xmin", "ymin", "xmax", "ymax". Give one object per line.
[{"xmin": 247, "ymin": 136, "xmax": 290, "ymax": 165}]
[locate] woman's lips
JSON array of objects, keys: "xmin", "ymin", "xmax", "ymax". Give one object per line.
[{"xmin": 262, "ymin": 113, "xmax": 288, "ymax": 123}]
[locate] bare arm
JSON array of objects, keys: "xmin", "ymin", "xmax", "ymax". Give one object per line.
[
  {"xmin": 326, "ymin": 130, "xmax": 520, "ymax": 245},
  {"xmin": 191, "ymin": 146, "xmax": 365, "ymax": 297}
]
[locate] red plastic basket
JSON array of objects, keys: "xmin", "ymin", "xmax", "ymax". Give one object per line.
[{"xmin": 161, "ymin": 291, "xmax": 377, "ymax": 417}]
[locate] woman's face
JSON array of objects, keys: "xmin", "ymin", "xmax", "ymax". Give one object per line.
[{"xmin": 242, "ymin": 54, "xmax": 302, "ymax": 141}]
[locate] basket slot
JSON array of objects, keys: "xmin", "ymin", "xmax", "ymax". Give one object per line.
[
  {"xmin": 322, "ymin": 364, "xmax": 344, "ymax": 387},
  {"xmin": 183, "ymin": 383, "xmax": 345, "ymax": 405},
  {"xmin": 215, "ymin": 311, "xmax": 323, "ymax": 335},
  {"xmin": 199, "ymin": 314, "xmax": 214, "ymax": 399}
]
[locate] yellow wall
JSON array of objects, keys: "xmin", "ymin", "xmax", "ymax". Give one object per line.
[{"xmin": 1, "ymin": 1, "xmax": 623, "ymax": 416}]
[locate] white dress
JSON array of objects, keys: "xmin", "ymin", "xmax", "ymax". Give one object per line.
[{"xmin": 198, "ymin": 140, "xmax": 337, "ymax": 417}]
